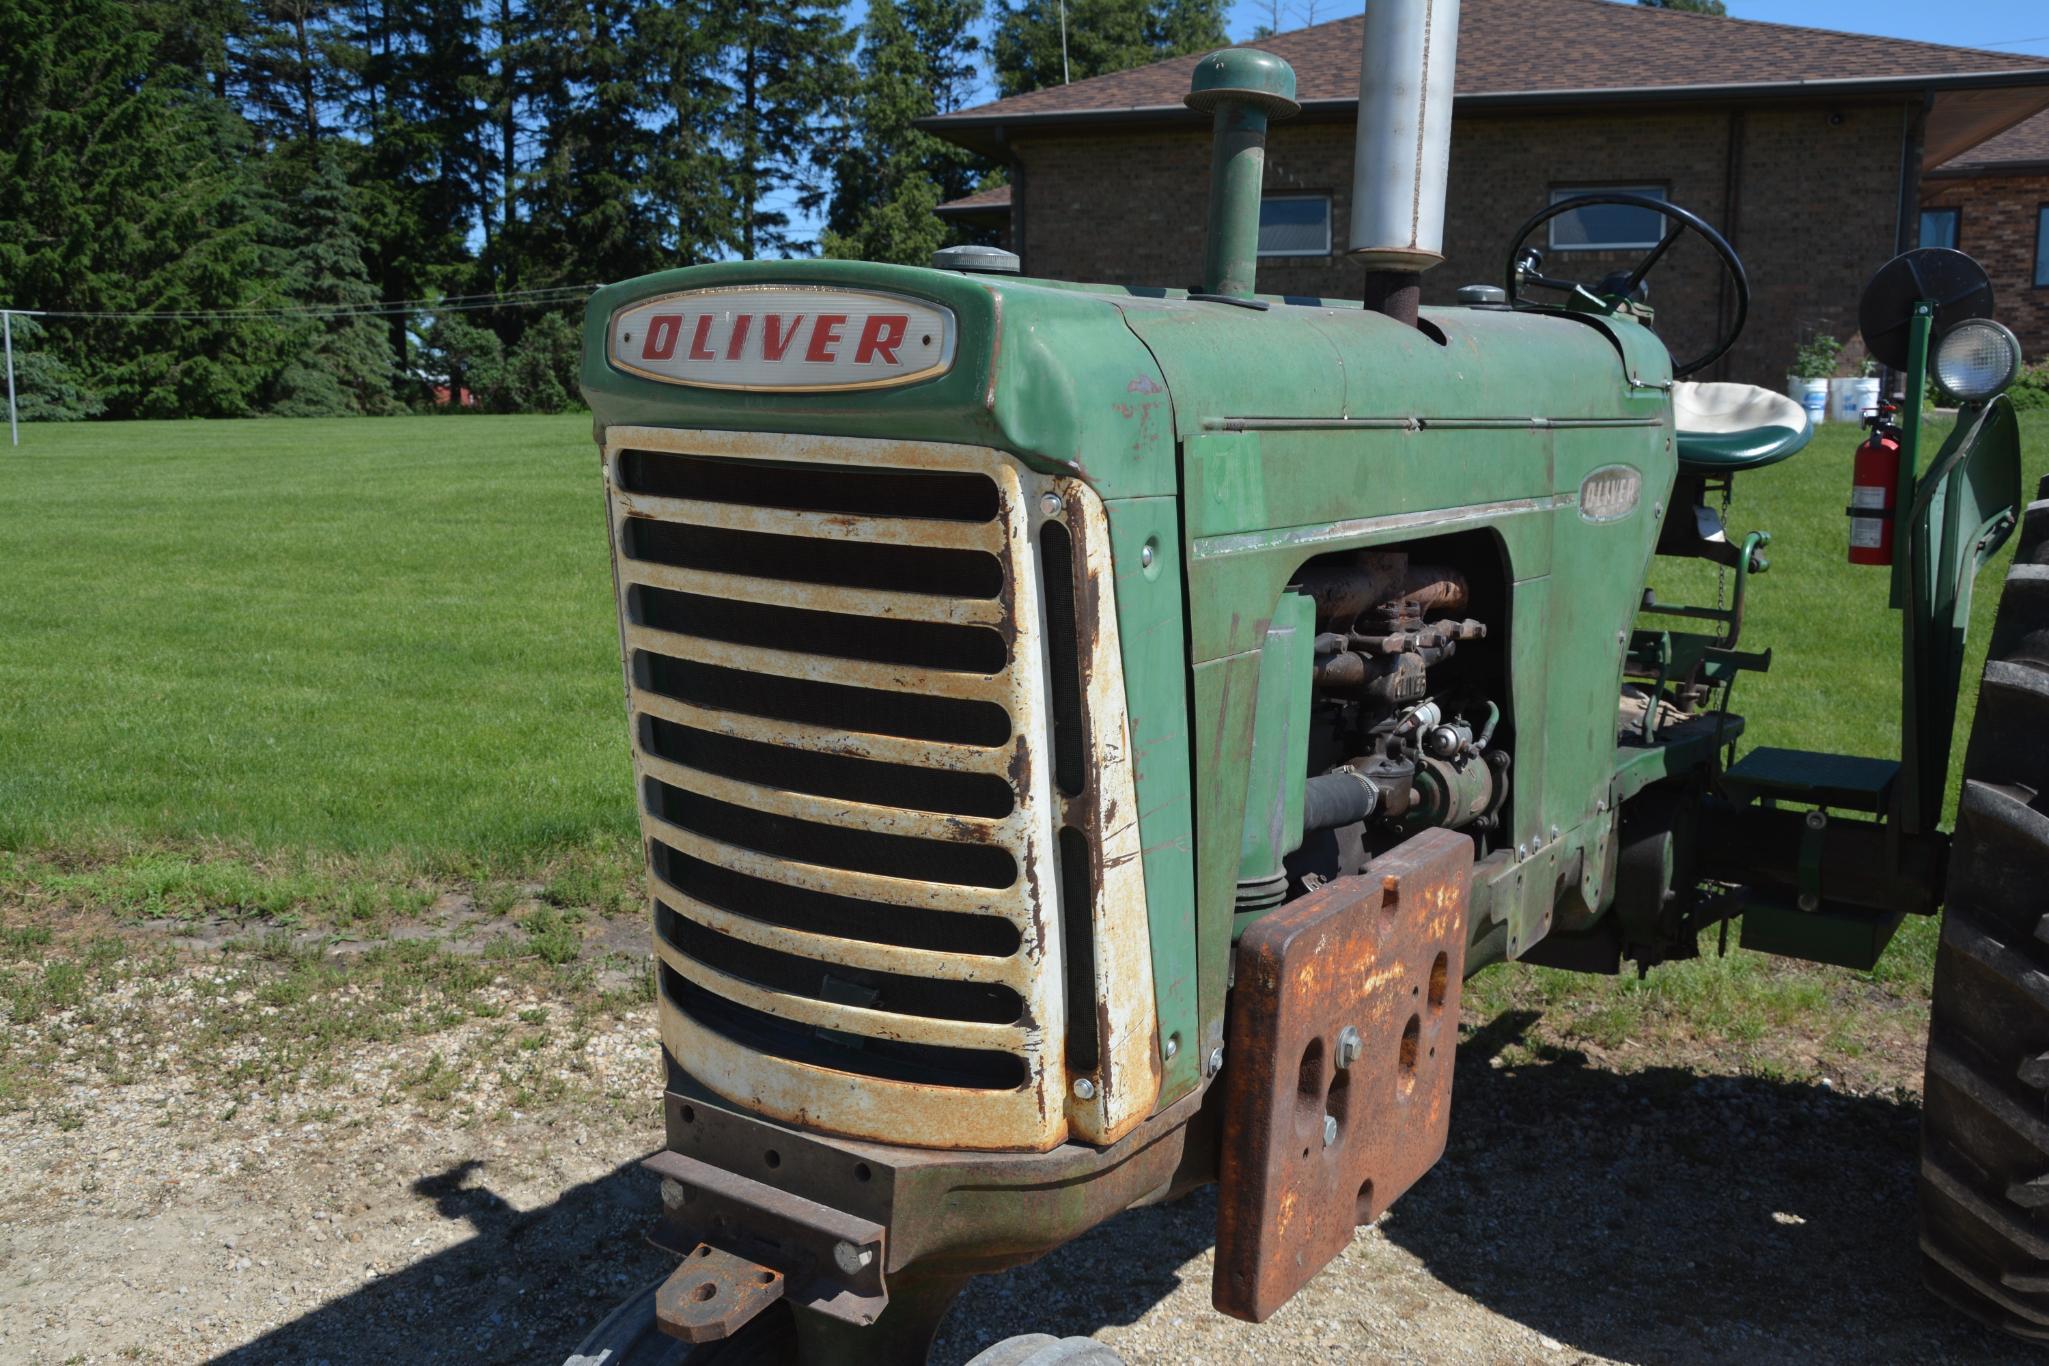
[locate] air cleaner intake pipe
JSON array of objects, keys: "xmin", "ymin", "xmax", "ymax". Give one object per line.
[
  {"xmin": 1349, "ymin": 0, "xmax": 1460, "ymax": 326},
  {"xmin": 1184, "ymin": 48, "xmax": 1299, "ymax": 299}
]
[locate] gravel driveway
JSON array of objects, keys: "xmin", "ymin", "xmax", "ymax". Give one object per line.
[{"xmin": 0, "ymin": 935, "xmax": 2030, "ymax": 1365}]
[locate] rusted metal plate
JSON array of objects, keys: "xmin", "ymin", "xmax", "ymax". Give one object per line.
[
  {"xmin": 653, "ymin": 1242, "xmax": 787, "ymax": 1344},
  {"xmin": 1212, "ymin": 827, "xmax": 1473, "ymax": 1323},
  {"xmin": 645, "ymin": 1147, "xmax": 887, "ymax": 1336}
]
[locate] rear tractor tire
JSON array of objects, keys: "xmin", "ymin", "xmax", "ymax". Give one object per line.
[{"xmin": 1921, "ymin": 480, "xmax": 2049, "ymax": 1342}]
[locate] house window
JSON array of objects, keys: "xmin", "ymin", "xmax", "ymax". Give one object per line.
[
  {"xmin": 1920, "ymin": 207, "xmax": 1960, "ymax": 251},
  {"xmin": 1259, "ymin": 194, "xmax": 1331, "ymax": 257},
  {"xmin": 2037, "ymin": 205, "xmax": 2049, "ymax": 287},
  {"xmin": 1547, "ymin": 186, "xmax": 1669, "ymax": 251}
]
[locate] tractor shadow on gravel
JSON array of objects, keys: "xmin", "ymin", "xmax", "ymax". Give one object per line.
[
  {"xmin": 209, "ymin": 1154, "xmax": 677, "ymax": 1364},
  {"xmin": 935, "ymin": 1008, "xmax": 2035, "ymax": 1365}
]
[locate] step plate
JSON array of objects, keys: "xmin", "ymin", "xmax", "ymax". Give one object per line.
[{"xmin": 1212, "ymin": 828, "xmax": 1473, "ymax": 1323}]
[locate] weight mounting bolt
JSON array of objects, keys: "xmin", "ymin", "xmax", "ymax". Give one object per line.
[
  {"xmin": 1161, "ymin": 1035, "xmax": 1179, "ymax": 1061},
  {"xmin": 1071, "ymin": 1076, "xmax": 1097, "ymax": 1101},
  {"xmin": 833, "ymin": 1241, "xmax": 875, "ymax": 1274},
  {"xmin": 1040, "ymin": 492, "xmax": 1063, "ymax": 517},
  {"xmin": 1141, "ymin": 542, "xmax": 1156, "ymax": 568},
  {"xmin": 1335, "ymin": 1025, "xmax": 1363, "ymax": 1069},
  {"xmin": 1322, "ymin": 1115, "xmax": 1339, "ymax": 1148},
  {"xmin": 1207, "ymin": 1045, "xmax": 1225, "ymax": 1076}
]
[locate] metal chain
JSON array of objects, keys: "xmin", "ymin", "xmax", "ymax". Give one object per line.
[{"xmin": 1713, "ymin": 480, "xmax": 1733, "ymax": 616}]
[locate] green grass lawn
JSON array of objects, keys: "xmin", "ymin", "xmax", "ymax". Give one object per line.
[
  {"xmin": 0, "ymin": 415, "xmax": 630, "ymax": 874},
  {"xmin": 2, "ymin": 409, "xmax": 2045, "ymax": 1050}
]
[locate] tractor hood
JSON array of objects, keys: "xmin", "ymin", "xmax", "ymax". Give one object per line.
[{"xmin": 581, "ymin": 258, "xmax": 1673, "ymax": 503}]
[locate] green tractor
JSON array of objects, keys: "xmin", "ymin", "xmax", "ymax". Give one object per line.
[{"xmin": 568, "ymin": 2, "xmax": 2036, "ymax": 1359}]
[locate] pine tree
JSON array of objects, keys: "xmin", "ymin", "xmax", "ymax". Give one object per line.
[
  {"xmin": 642, "ymin": 0, "xmax": 739, "ymax": 266},
  {"xmin": 993, "ymin": 0, "xmax": 1223, "ymax": 97},
  {"xmin": 710, "ymin": 0, "xmax": 856, "ymax": 258},
  {"xmin": 822, "ymin": 0, "xmax": 984, "ymax": 265},
  {"xmin": 0, "ymin": 0, "xmax": 290, "ymax": 417},
  {"xmin": 270, "ymin": 151, "xmax": 399, "ymax": 416},
  {"xmin": 500, "ymin": 310, "xmax": 581, "ymax": 413},
  {"xmin": 2, "ymin": 316, "xmax": 105, "ymax": 422},
  {"xmin": 514, "ymin": 0, "xmax": 665, "ymax": 285}
]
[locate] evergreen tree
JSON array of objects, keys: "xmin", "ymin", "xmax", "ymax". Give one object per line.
[
  {"xmin": 993, "ymin": 0, "xmax": 1223, "ymax": 97},
  {"xmin": 271, "ymin": 151, "xmax": 399, "ymax": 416},
  {"xmin": 710, "ymin": 0, "xmax": 856, "ymax": 258},
  {"xmin": 2, "ymin": 316, "xmax": 105, "ymax": 422},
  {"xmin": 0, "ymin": 0, "xmax": 289, "ymax": 417},
  {"xmin": 822, "ymin": 0, "xmax": 984, "ymax": 265},
  {"xmin": 413, "ymin": 311, "xmax": 504, "ymax": 408},
  {"xmin": 500, "ymin": 310, "xmax": 581, "ymax": 412},
  {"xmin": 643, "ymin": 0, "xmax": 739, "ymax": 266},
  {"xmin": 514, "ymin": 0, "xmax": 665, "ymax": 285},
  {"xmin": 233, "ymin": 0, "xmax": 345, "ymax": 149}
]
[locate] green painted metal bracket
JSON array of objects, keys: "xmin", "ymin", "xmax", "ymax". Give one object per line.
[
  {"xmin": 1235, "ymin": 592, "xmax": 1316, "ymax": 891},
  {"xmin": 1896, "ymin": 394, "xmax": 2023, "ymax": 833}
]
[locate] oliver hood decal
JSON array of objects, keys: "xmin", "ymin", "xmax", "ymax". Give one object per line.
[{"xmin": 607, "ymin": 285, "xmax": 958, "ymax": 392}]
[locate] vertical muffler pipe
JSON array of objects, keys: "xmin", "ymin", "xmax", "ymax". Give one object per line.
[
  {"xmin": 1184, "ymin": 49, "xmax": 1299, "ymax": 299},
  {"xmin": 1349, "ymin": 0, "xmax": 1460, "ymax": 326}
]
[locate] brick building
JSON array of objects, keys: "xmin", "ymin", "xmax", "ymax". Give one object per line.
[
  {"xmin": 928, "ymin": 0, "xmax": 2049, "ymax": 386},
  {"xmin": 1922, "ymin": 111, "xmax": 2049, "ymax": 359}
]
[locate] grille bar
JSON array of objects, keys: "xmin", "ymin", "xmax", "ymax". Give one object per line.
[
  {"xmin": 652, "ymin": 936, "xmax": 1030, "ymax": 1052},
  {"xmin": 653, "ymin": 876, "xmax": 1031, "ymax": 986},
  {"xmin": 633, "ymin": 690, "xmax": 1011, "ymax": 774},
  {"xmin": 643, "ymin": 815, "xmax": 1011, "ymax": 917},
  {"xmin": 624, "ymin": 624, "xmax": 1008, "ymax": 702},
  {"xmin": 623, "ymin": 557, "xmax": 1007, "ymax": 627},
  {"xmin": 617, "ymin": 489, "xmax": 1006, "ymax": 551},
  {"xmin": 638, "ymin": 749, "xmax": 1022, "ymax": 846}
]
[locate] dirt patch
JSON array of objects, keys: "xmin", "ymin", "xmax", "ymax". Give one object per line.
[{"xmin": 0, "ymin": 918, "xmax": 2032, "ymax": 1365}]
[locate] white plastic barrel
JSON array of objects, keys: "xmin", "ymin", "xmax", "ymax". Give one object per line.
[
  {"xmin": 1802, "ymin": 379, "xmax": 1830, "ymax": 424},
  {"xmin": 1830, "ymin": 377, "xmax": 1880, "ymax": 423}
]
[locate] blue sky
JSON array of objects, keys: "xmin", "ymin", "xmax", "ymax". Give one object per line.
[{"xmin": 1220, "ymin": 0, "xmax": 2049, "ymax": 54}]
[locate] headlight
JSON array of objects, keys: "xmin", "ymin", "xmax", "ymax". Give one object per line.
[{"xmin": 1934, "ymin": 318, "xmax": 2022, "ymax": 401}]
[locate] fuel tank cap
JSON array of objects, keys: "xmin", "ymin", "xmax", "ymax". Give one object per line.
[
  {"xmin": 932, "ymin": 244, "xmax": 1020, "ymax": 275},
  {"xmin": 1456, "ymin": 283, "xmax": 1508, "ymax": 307}
]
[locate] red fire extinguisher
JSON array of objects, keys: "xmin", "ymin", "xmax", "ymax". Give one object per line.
[{"xmin": 1847, "ymin": 401, "xmax": 1901, "ymax": 566}]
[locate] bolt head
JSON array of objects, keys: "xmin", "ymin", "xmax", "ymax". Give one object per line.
[
  {"xmin": 1335, "ymin": 1025, "xmax": 1363, "ymax": 1069},
  {"xmin": 1161, "ymin": 1034, "xmax": 1179, "ymax": 1061},
  {"xmin": 1071, "ymin": 1076, "xmax": 1097, "ymax": 1101},
  {"xmin": 1797, "ymin": 891, "xmax": 1820, "ymax": 912},
  {"xmin": 1322, "ymin": 1114, "xmax": 1339, "ymax": 1147},
  {"xmin": 1517, "ymin": 843, "xmax": 1528, "ymax": 860},
  {"xmin": 1804, "ymin": 809, "xmax": 1827, "ymax": 830},
  {"xmin": 833, "ymin": 1240, "xmax": 875, "ymax": 1275},
  {"xmin": 659, "ymin": 1178, "xmax": 688, "ymax": 1211},
  {"xmin": 1140, "ymin": 542, "xmax": 1155, "ymax": 568},
  {"xmin": 1207, "ymin": 1045, "xmax": 1225, "ymax": 1076},
  {"xmin": 1040, "ymin": 492, "xmax": 1063, "ymax": 517}
]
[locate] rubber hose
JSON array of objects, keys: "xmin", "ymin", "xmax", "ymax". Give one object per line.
[{"xmin": 1302, "ymin": 770, "xmax": 1379, "ymax": 831}]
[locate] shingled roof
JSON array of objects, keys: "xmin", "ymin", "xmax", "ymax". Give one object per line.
[
  {"xmin": 926, "ymin": 0, "xmax": 2049, "ymax": 167},
  {"xmin": 1931, "ymin": 109, "xmax": 2049, "ymax": 174}
]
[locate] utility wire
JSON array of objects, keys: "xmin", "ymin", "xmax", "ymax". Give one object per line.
[{"xmin": 5, "ymin": 284, "xmax": 598, "ymax": 323}]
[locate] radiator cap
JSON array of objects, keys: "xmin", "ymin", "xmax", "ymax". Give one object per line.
[
  {"xmin": 932, "ymin": 244, "xmax": 1020, "ymax": 275},
  {"xmin": 1456, "ymin": 283, "xmax": 1508, "ymax": 307}
]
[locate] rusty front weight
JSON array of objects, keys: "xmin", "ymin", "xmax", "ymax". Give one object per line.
[{"xmin": 1212, "ymin": 827, "xmax": 1473, "ymax": 1322}]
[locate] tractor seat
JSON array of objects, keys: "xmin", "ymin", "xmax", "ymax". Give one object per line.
[{"xmin": 1672, "ymin": 382, "xmax": 1813, "ymax": 474}]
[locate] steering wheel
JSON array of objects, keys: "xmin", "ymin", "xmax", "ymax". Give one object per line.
[{"xmin": 1504, "ymin": 192, "xmax": 1750, "ymax": 379}]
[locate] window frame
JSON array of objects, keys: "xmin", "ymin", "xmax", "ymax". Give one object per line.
[
  {"xmin": 1256, "ymin": 191, "xmax": 1333, "ymax": 259},
  {"xmin": 2035, "ymin": 203, "xmax": 2049, "ymax": 289},
  {"xmin": 1545, "ymin": 184, "xmax": 1671, "ymax": 253},
  {"xmin": 1919, "ymin": 205, "xmax": 1961, "ymax": 252}
]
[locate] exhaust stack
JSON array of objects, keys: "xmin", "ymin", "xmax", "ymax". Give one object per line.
[
  {"xmin": 1184, "ymin": 49, "xmax": 1299, "ymax": 300},
  {"xmin": 1349, "ymin": 0, "xmax": 1460, "ymax": 325}
]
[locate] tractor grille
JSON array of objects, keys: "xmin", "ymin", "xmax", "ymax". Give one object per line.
[{"xmin": 605, "ymin": 429, "xmax": 1092, "ymax": 1152}]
